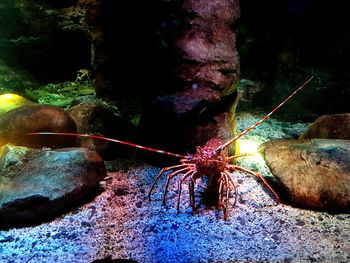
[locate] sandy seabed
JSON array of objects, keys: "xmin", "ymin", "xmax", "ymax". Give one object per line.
[{"xmin": 1, "ymin": 113, "xmax": 349, "ymax": 263}]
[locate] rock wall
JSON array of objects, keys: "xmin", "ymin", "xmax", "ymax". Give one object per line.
[
  {"xmin": 141, "ymin": 0, "xmax": 240, "ymax": 153},
  {"xmin": 56, "ymin": 0, "xmax": 241, "ymax": 153},
  {"xmin": 1, "ymin": 0, "xmax": 241, "ymax": 154},
  {"xmin": 0, "ymin": 0, "xmax": 90, "ymax": 84}
]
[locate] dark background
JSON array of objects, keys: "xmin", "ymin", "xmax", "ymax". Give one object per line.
[{"xmin": 1, "ymin": 0, "xmax": 349, "ymax": 118}]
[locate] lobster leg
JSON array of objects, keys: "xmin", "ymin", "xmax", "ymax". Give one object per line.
[
  {"xmin": 217, "ymin": 178, "xmax": 224, "ymax": 210},
  {"xmin": 177, "ymin": 170, "xmax": 196, "ymax": 212},
  {"xmin": 227, "ymin": 164, "xmax": 280, "ymax": 204},
  {"xmin": 224, "ymin": 172, "xmax": 238, "ymax": 209},
  {"xmin": 163, "ymin": 167, "xmax": 193, "ymax": 205},
  {"xmin": 224, "ymin": 171, "xmax": 238, "ymax": 220},
  {"xmin": 217, "ymin": 171, "xmax": 239, "ymax": 220},
  {"xmin": 148, "ymin": 163, "xmax": 191, "ymax": 201},
  {"xmin": 222, "ymin": 173, "xmax": 229, "ymax": 220},
  {"xmin": 189, "ymin": 177, "xmax": 196, "ymax": 210}
]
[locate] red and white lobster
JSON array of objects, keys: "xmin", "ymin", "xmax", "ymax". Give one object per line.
[{"xmin": 28, "ymin": 76, "xmax": 313, "ymax": 220}]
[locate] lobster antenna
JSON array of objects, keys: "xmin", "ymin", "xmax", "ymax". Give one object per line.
[
  {"xmin": 27, "ymin": 132, "xmax": 187, "ymax": 159},
  {"xmin": 216, "ymin": 76, "xmax": 314, "ymax": 152}
]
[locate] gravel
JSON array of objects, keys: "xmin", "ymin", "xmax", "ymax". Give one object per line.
[{"xmin": 0, "ymin": 113, "xmax": 349, "ymax": 263}]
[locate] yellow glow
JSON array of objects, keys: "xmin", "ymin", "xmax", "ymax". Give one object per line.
[
  {"xmin": 1, "ymin": 94, "xmax": 15, "ymax": 99},
  {"xmin": 235, "ymin": 139, "xmax": 265, "ymax": 163},
  {"xmin": 236, "ymin": 139, "xmax": 259, "ymax": 155},
  {"xmin": 0, "ymin": 93, "xmax": 33, "ymax": 115}
]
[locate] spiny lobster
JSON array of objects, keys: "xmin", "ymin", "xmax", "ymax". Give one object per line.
[{"xmin": 28, "ymin": 76, "xmax": 314, "ymax": 220}]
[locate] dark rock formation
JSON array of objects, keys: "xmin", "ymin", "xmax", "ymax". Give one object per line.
[
  {"xmin": 1, "ymin": 0, "xmax": 240, "ymax": 154},
  {"xmin": 263, "ymin": 139, "xmax": 350, "ymax": 212},
  {"xmin": 0, "ymin": 0, "xmax": 90, "ymax": 83},
  {"xmin": 68, "ymin": 102, "xmax": 137, "ymax": 159},
  {"xmin": 176, "ymin": 0, "xmax": 240, "ymax": 93},
  {"xmin": 0, "ymin": 59, "xmax": 38, "ymax": 94},
  {"xmin": 300, "ymin": 113, "xmax": 350, "ymax": 140},
  {"xmin": 141, "ymin": 0, "xmax": 240, "ymax": 153},
  {"xmin": 48, "ymin": 0, "xmax": 106, "ymax": 94},
  {"xmin": 0, "ymin": 104, "xmax": 77, "ymax": 148},
  {"xmin": 0, "ymin": 144, "xmax": 106, "ymax": 229},
  {"xmin": 49, "ymin": 0, "xmax": 152, "ymax": 99}
]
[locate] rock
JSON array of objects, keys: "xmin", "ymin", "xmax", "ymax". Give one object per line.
[
  {"xmin": 263, "ymin": 139, "xmax": 350, "ymax": 211},
  {"xmin": 0, "ymin": 93, "xmax": 34, "ymax": 115},
  {"xmin": 183, "ymin": 0, "xmax": 240, "ymax": 23},
  {"xmin": 300, "ymin": 113, "xmax": 350, "ymax": 140},
  {"xmin": 175, "ymin": 24, "xmax": 239, "ymax": 92},
  {"xmin": 0, "ymin": 104, "xmax": 77, "ymax": 148},
  {"xmin": 141, "ymin": 0, "xmax": 240, "ymax": 153},
  {"xmin": 0, "ymin": 144, "xmax": 106, "ymax": 228},
  {"xmin": 175, "ymin": 0, "xmax": 240, "ymax": 94}
]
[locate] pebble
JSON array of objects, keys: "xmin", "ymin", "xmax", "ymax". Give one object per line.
[
  {"xmin": 0, "ymin": 234, "xmax": 14, "ymax": 243},
  {"xmin": 296, "ymin": 220, "xmax": 305, "ymax": 226},
  {"xmin": 336, "ymin": 215, "xmax": 345, "ymax": 220},
  {"xmin": 81, "ymin": 221, "xmax": 92, "ymax": 228},
  {"xmin": 114, "ymin": 187, "xmax": 129, "ymax": 196}
]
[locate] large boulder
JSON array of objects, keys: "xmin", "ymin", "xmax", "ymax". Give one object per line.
[
  {"xmin": 0, "ymin": 104, "xmax": 77, "ymax": 148},
  {"xmin": 300, "ymin": 113, "xmax": 350, "ymax": 140},
  {"xmin": 263, "ymin": 139, "xmax": 350, "ymax": 211},
  {"xmin": 0, "ymin": 144, "xmax": 106, "ymax": 228}
]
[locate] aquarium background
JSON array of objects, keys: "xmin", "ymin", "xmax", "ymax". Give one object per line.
[{"xmin": 0, "ymin": 1, "xmax": 350, "ymax": 262}]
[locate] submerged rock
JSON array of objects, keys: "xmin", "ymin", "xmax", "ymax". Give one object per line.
[
  {"xmin": 0, "ymin": 104, "xmax": 77, "ymax": 148},
  {"xmin": 300, "ymin": 113, "xmax": 350, "ymax": 140},
  {"xmin": 0, "ymin": 144, "xmax": 106, "ymax": 228},
  {"xmin": 263, "ymin": 139, "xmax": 350, "ymax": 211}
]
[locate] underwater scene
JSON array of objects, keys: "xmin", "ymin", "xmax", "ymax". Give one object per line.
[{"xmin": 0, "ymin": 0, "xmax": 349, "ymax": 262}]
